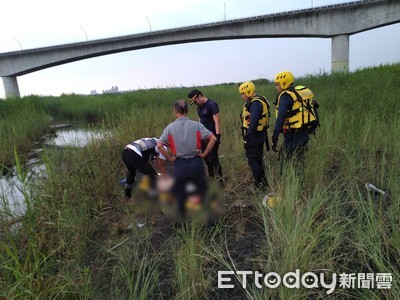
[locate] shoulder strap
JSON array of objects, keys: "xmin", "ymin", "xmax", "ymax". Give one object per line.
[
  {"xmin": 251, "ymin": 96, "xmax": 271, "ymax": 113},
  {"xmin": 252, "ymin": 96, "xmax": 271, "ymax": 151}
]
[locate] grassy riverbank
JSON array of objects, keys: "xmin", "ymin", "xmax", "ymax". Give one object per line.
[
  {"xmin": 1, "ymin": 64, "xmax": 399, "ymax": 299},
  {"xmin": 0, "ymin": 97, "xmax": 50, "ymax": 169}
]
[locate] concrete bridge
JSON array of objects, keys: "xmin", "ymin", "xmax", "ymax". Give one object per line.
[{"xmin": 0, "ymin": 0, "xmax": 399, "ymax": 98}]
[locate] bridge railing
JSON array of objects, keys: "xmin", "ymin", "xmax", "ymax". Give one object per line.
[{"xmin": 0, "ymin": 0, "xmax": 377, "ymax": 56}]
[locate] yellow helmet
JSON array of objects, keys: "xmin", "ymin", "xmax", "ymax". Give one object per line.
[
  {"xmin": 274, "ymin": 71, "xmax": 294, "ymax": 90},
  {"xmin": 239, "ymin": 81, "xmax": 256, "ymax": 97}
]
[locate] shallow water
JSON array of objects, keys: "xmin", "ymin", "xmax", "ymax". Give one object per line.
[
  {"xmin": 45, "ymin": 128, "xmax": 110, "ymax": 147},
  {"xmin": 0, "ymin": 164, "xmax": 46, "ymax": 215},
  {"xmin": 0, "ymin": 127, "xmax": 110, "ymax": 216}
]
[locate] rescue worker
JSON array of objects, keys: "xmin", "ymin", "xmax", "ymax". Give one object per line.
[
  {"xmin": 272, "ymin": 71, "xmax": 318, "ymax": 175},
  {"xmin": 157, "ymin": 100, "xmax": 217, "ymax": 219},
  {"xmin": 239, "ymin": 81, "xmax": 270, "ymax": 188},
  {"xmin": 122, "ymin": 137, "xmax": 166, "ymax": 199},
  {"xmin": 188, "ymin": 89, "xmax": 224, "ymax": 186}
]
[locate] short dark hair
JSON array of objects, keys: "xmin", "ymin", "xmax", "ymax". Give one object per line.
[
  {"xmin": 187, "ymin": 89, "xmax": 203, "ymax": 99},
  {"xmin": 173, "ymin": 99, "xmax": 189, "ymax": 115}
]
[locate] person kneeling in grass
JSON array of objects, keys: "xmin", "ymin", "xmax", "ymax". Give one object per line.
[{"xmin": 122, "ymin": 137, "xmax": 166, "ymax": 199}]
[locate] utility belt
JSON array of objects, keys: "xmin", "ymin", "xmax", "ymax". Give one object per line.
[
  {"xmin": 175, "ymin": 155, "xmax": 201, "ymax": 161},
  {"xmin": 283, "ymin": 126, "xmax": 310, "ymax": 135}
]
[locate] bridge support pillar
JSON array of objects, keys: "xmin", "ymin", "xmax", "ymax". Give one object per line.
[
  {"xmin": 331, "ymin": 34, "xmax": 349, "ymax": 73},
  {"xmin": 2, "ymin": 76, "xmax": 20, "ymax": 98}
]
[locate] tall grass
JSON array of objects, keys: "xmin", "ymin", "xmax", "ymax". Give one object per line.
[
  {"xmin": 0, "ymin": 150, "xmax": 93, "ymax": 299},
  {"xmin": 0, "ymin": 97, "xmax": 50, "ymax": 167},
  {"xmin": 173, "ymin": 223, "xmax": 212, "ymax": 299},
  {"xmin": 0, "ymin": 64, "xmax": 399, "ymax": 298}
]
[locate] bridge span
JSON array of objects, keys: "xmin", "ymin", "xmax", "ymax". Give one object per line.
[{"xmin": 0, "ymin": 0, "xmax": 399, "ymax": 98}]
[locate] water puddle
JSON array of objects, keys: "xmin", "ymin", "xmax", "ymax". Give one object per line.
[
  {"xmin": 1, "ymin": 126, "xmax": 110, "ymax": 218},
  {"xmin": 45, "ymin": 128, "xmax": 109, "ymax": 147},
  {"xmin": 0, "ymin": 164, "xmax": 46, "ymax": 216}
]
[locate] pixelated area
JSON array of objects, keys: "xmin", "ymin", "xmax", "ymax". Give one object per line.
[{"xmin": 130, "ymin": 175, "xmax": 225, "ymax": 224}]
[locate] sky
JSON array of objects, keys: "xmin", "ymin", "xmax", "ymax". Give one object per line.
[{"xmin": 0, "ymin": 0, "xmax": 399, "ymax": 98}]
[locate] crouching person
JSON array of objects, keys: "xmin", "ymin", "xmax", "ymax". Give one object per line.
[{"xmin": 122, "ymin": 137, "xmax": 166, "ymax": 199}]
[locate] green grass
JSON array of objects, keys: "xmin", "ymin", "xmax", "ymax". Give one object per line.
[
  {"xmin": 0, "ymin": 97, "xmax": 50, "ymax": 168},
  {"xmin": 0, "ymin": 63, "xmax": 399, "ymax": 299}
]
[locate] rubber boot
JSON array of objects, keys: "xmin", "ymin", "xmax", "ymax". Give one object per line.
[
  {"xmin": 124, "ymin": 183, "xmax": 133, "ymax": 199},
  {"xmin": 125, "ymin": 188, "xmax": 132, "ymax": 199}
]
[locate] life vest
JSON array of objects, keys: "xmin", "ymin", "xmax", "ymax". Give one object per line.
[
  {"xmin": 241, "ymin": 96, "xmax": 271, "ymax": 132},
  {"xmin": 128, "ymin": 137, "xmax": 158, "ymax": 161},
  {"xmin": 131, "ymin": 137, "xmax": 158, "ymax": 151},
  {"xmin": 276, "ymin": 85, "xmax": 319, "ymax": 133}
]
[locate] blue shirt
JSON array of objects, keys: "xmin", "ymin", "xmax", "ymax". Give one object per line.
[{"xmin": 197, "ymin": 99, "xmax": 219, "ymax": 135}]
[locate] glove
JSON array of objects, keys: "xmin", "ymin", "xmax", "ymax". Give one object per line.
[
  {"xmin": 215, "ymin": 134, "xmax": 221, "ymax": 145},
  {"xmin": 271, "ymin": 138, "xmax": 278, "ymax": 152},
  {"xmin": 244, "ymin": 141, "xmax": 249, "ymax": 150}
]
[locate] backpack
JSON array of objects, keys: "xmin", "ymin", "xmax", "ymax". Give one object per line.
[{"xmin": 277, "ymin": 85, "xmax": 320, "ymax": 134}]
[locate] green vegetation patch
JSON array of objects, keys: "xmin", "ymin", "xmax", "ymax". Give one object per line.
[{"xmin": 0, "ymin": 64, "xmax": 399, "ymax": 299}]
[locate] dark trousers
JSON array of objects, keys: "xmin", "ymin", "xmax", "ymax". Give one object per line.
[
  {"xmin": 173, "ymin": 156, "xmax": 207, "ymax": 218},
  {"xmin": 280, "ymin": 137, "xmax": 309, "ymax": 178},
  {"xmin": 202, "ymin": 142, "xmax": 223, "ymax": 182},
  {"xmin": 121, "ymin": 148, "xmax": 157, "ymax": 186},
  {"xmin": 245, "ymin": 143, "xmax": 267, "ymax": 188}
]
